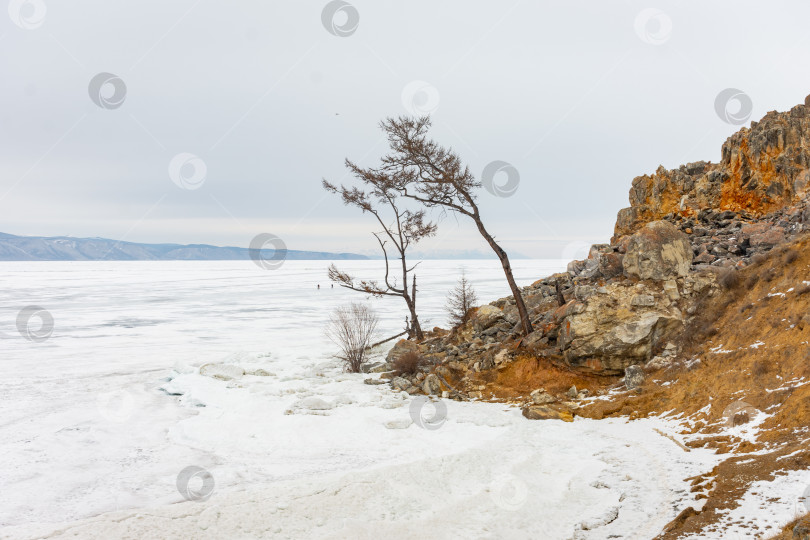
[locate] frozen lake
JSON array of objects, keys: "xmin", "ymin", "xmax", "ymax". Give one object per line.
[{"xmin": 0, "ymin": 260, "xmax": 718, "ymax": 539}]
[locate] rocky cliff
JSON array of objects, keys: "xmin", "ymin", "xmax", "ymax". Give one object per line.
[
  {"xmin": 371, "ymin": 98, "xmax": 810, "ymax": 538},
  {"xmin": 377, "ymin": 101, "xmax": 810, "ymax": 392},
  {"xmin": 614, "ymin": 104, "xmax": 810, "ymax": 240}
]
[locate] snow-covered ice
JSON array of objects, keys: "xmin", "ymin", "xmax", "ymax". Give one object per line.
[{"xmin": 1, "ymin": 260, "xmax": 721, "ymax": 539}]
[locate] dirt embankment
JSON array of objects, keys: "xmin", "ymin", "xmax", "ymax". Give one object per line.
[{"xmin": 573, "ymin": 235, "xmax": 810, "ymax": 537}]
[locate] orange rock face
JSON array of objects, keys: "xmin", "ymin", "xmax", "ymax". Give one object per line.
[{"xmin": 613, "ymin": 103, "xmax": 810, "ymax": 240}]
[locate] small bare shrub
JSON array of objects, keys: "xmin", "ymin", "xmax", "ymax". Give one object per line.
[
  {"xmin": 796, "ymin": 283, "xmax": 810, "ymax": 295},
  {"xmin": 750, "ymin": 252, "xmax": 768, "ymax": 266},
  {"xmin": 394, "ymin": 350, "xmax": 426, "ymax": 375},
  {"xmin": 689, "ymin": 320, "xmax": 718, "ymax": 340},
  {"xmin": 745, "ymin": 273, "xmax": 760, "ymax": 289},
  {"xmin": 784, "ymin": 248, "xmax": 799, "ymax": 264},
  {"xmin": 740, "ymin": 302, "xmax": 754, "ymax": 313},
  {"xmin": 752, "ymin": 359, "xmax": 770, "ymax": 377},
  {"xmin": 446, "ymin": 271, "xmax": 478, "ymax": 328},
  {"xmin": 718, "ymin": 267, "xmax": 740, "ymax": 290},
  {"xmin": 763, "ymin": 267, "xmax": 778, "ymax": 283},
  {"xmin": 326, "ymin": 302, "xmax": 379, "ymax": 373}
]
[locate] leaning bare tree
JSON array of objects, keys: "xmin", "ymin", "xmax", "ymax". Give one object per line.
[
  {"xmin": 446, "ymin": 271, "xmax": 478, "ymax": 328},
  {"xmin": 326, "ymin": 302, "xmax": 379, "ymax": 373},
  {"xmin": 346, "ymin": 116, "xmax": 534, "ymax": 335},
  {"xmin": 323, "ymin": 175, "xmax": 436, "ymax": 341}
]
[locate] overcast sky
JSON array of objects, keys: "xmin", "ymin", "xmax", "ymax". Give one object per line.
[{"xmin": 2, "ymin": 0, "xmax": 809, "ymax": 258}]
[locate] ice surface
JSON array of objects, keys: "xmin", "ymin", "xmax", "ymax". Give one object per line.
[{"xmin": 1, "ymin": 260, "xmax": 721, "ymax": 538}]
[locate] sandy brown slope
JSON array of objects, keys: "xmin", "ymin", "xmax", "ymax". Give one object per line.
[{"xmin": 576, "ymin": 235, "xmax": 810, "ymax": 538}]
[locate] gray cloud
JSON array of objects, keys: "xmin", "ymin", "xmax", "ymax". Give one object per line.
[{"xmin": 2, "ymin": 1, "xmax": 810, "ymax": 257}]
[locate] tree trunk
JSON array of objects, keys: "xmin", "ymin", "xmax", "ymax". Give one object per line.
[
  {"xmin": 405, "ymin": 299, "xmax": 423, "ymax": 340},
  {"xmin": 473, "ymin": 218, "xmax": 533, "ymax": 335},
  {"xmin": 367, "ymin": 330, "xmax": 408, "ymax": 350},
  {"xmin": 554, "ymin": 278, "xmax": 566, "ymax": 307},
  {"xmin": 408, "ymin": 274, "xmax": 424, "ymax": 340}
]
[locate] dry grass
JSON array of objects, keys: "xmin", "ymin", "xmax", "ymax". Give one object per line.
[
  {"xmin": 580, "ymin": 232, "xmax": 810, "ymax": 538},
  {"xmin": 751, "ymin": 358, "xmax": 770, "ymax": 377},
  {"xmin": 750, "ymin": 252, "xmax": 768, "ymax": 266},
  {"xmin": 772, "ymin": 516, "xmax": 810, "ymax": 539},
  {"xmin": 718, "ymin": 267, "xmax": 741, "ymax": 290},
  {"xmin": 466, "ymin": 354, "xmax": 617, "ymax": 401},
  {"xmin": 393, "ymin": 350, "xmax": 426, "ymax": 375}
]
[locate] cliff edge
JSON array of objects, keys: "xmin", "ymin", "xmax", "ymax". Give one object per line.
[{"xmin": 375, "ymin": 98, "xmax": 810, "ymax": 538}]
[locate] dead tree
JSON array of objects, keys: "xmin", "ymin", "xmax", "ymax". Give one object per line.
[
  {"xmin": 323, "ymin": 177, "xmax": 436, "ymax": 341},
  {"xmin": 345, "ymin": 116, "xmax": 534, "ymax": 335},
  {"xmin": 446, "ymin": 271, "xmax": 478, "ymax": 328}
]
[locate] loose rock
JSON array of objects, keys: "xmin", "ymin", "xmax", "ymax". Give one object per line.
[{"xmin": 624, "ymin": 365, "xmax": 645, "ymax": 391}]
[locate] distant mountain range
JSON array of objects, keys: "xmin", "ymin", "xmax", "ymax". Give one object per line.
[
  {"xmin": 409, "ymin": 249, "xmax": 529, "ymax": 260},
  {"xmin": 0, "ymin": 233, "xmax": 369, "ymax": 261}
]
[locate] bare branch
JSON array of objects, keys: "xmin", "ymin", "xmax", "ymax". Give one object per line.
[{"xmin": 325, "ymin": 302, "xmax": 379, "ymax": 372}]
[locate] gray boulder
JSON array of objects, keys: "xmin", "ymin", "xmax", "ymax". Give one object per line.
[
  {"xmin": 474, "ymin": 305, "xmax": 505, "ymax": 331},
  {"xmin": 390, "ymin": 376, "xmax": 411, "ymax": 391},
  {"xmin": 630, "ymin": 294, "xmax": 656, "ymax": 307},
  {"xmin": 422, "ymin": 374, "xmax": 442, "ymax": 395},
  {"xmin": 625, "ymin": 365, "xmax": 645, "ymax": 391},
  {"xmin": 530, "ymin": 389, "xmax": 556, "ymax": 405},
  {"xmin": 623, "ymin": 221, "xmax": 693, "ymax": 280},
  {"xmin": 559, "ymin": 280, "xmax": 685, "ymax": 375}
]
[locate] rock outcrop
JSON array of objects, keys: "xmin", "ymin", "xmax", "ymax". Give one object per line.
[
  {"xmin": 614, "ymin": 104, "xmax": 810, "ymax": 239},
  {"xmin": 621, "ymin": 221, "xmax": 692, "ymax": 280},
  {"xmin": 559, "ymin": 282, "xmax": 684, "ymax": 374},
  {"xmin": 382, "ymin": 98, "xmax": 810, "ymax": 419},
  {"xmin": 370, "ymin": 98, "xmax": 810, "ymax": 538}
]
